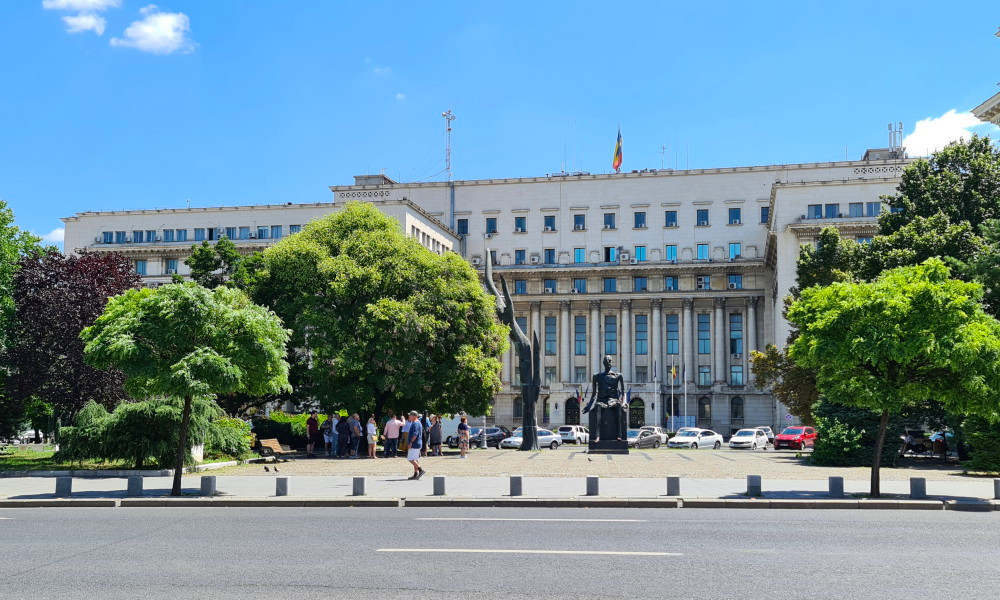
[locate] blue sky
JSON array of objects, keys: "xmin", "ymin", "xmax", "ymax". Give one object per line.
[{"xmin": 1, "ymin": 1, "xmax": 998, "ymax": 245}]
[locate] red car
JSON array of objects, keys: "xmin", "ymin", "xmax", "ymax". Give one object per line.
[{"xmin": 774, "ymin": 426, "xmax": 817, "ymax": 450}]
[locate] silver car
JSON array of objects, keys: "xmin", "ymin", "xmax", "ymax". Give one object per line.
[
  {"xmin": 728, "ymin": 428, "xmax": 769, "ymax": 450},
  {"xmin": 667, "ymin": 429, "xmax": 724, "ymax": 449},
  {"xmin": 500, "ymin": 428, "xmax": 563, "ymax": 449}
]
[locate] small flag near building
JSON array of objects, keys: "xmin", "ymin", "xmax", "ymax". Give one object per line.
[{"xmin": 612, "ymin": 127, "xmax": 623, "ymax": 172}]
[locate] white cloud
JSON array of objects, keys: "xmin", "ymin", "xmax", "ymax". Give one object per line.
[
  {"xmin": 40, "ymin": 227, "xmax": 65, "ymax": 243},
  {"xmin": 62, "ymin": 13, "xmax": 105, "ymax": 35},
  {"xmin": 396, "ymin": 93, "xmax": 406, "ymax": 102},
  {"xmin": 42, "ymin": 0, "xmax": 118, "ymax": 10},
  {"xmin": 373, "ymin": 65, "xmax": 391, "ymax": 76},
  {"xmin": 902, "ymin": 109, "xmax": 1000, "ymax": 157},
  {"xmin": 110, "ymin": 5, "xmax": 195, "ymax": 54}
]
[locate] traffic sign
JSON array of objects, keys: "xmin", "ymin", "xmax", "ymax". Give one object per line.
[{"xmin": 784, "ymin": 414, "xmax": 793, "ymax": 421}]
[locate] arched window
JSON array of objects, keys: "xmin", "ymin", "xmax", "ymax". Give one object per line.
[
  {"xmin": 730, "ymin": 397, "xmax": 744, "ymax": 420},
  {"xmin": 513, "ymin": 396, "xmax": 523, "ymax": 419},
  {"xmin": 565, "ymin": 397, "xmax": 580, "ymax": 425},
  {"xmin": 698, "ymin": 397, "xmax": 712, "ymax": 425},
  {"xmin": 629, "ymin": 398, "xmax": 645, "ymax": 428}
]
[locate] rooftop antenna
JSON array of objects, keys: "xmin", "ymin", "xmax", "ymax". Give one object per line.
[
  {"xmin": 888, "ymin": 122, "xmax": 904, "ymax": 159},
  {"xmin": 442, "ymin": 110, "xmax": 455, "ymax": 181},
  {"xmin": 660, "ymin": 143, "xmax": 666, "ymax": 169}
]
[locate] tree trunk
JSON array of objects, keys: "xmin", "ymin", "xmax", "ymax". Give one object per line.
[
  {"xmin": 520, "ymin": 384, "xmax": 540, "ymax": 451},
  {"xmin": 172, "ymin": 395, "xmax": 193, "ymax": 497},
  {"xmin": 870, "ymin": 409, "xmax": 890, "ymax": 498}
]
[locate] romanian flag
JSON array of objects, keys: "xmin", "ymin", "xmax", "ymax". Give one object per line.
[
  {"xmin": 671, "ymin": 365, "xmax": 677, "ymax": 381},
  {"xmin": 612, "ymin": 127, "xmax": 623, "ymax": 172}
]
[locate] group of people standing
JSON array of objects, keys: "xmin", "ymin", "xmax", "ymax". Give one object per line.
[{"xmin": 304, "ymin": 410, "xmax": 470, "ymax": 465}]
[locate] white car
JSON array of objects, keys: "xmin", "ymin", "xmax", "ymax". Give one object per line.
[
  {"xmin": 728, "ymin": 428, "xmax": 769, "ymax": 450},
  {"xmin": 500, "ymin": 428, "xmax": 562, "ymax": 449},
  {"xmin": 667, "ymin": 429, "xmax": 724, "ymax": 449},
  {"xmin": 639, "ymin": 426, "xmax": 669, "ymax": 443},
  {"xmin": 557, "ymin": 425, "xmax": 589, "ymax": 444}
]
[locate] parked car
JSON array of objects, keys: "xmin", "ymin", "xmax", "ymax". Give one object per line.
[
  {"xmin": 667, "ymin": 429, "xmax": 723, "ymax": 449},
  {"xmin": 639, "ymin": 426, "xmax": 669, "ymax": 443},
  {"xmin": 448, "ymin": 426, "xmax": 511, "ymax": 449},
  {"xmin": 500, "ymin": 428, "xmax": 562, "ymax": 449},
  {"xmin": 774, "ymin": 426, "xmax": 817, "ymax": 450},
  {"xmin": 557, "ymin": 425, "xmax": 589, "ymax": 444},
  {"xmin": 728, "ymin": 428, "xmax": 769, "ymax": 450},
  {"xmin": 627, "ymin": 429, "xmax": 662, "ymax": 449},
  {"xmin": 754, "ymin": 426, "xmax": 775, "ymax": 444}
]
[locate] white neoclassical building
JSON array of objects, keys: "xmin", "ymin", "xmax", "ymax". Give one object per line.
[{"xmin": 63, "ymin": 152, "xmax": 907, "ymax": 433}]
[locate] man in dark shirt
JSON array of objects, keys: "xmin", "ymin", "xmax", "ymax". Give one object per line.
[
  {"xmin": 306, "ymin": 410, "xmax": 320, "ymax": 458},
  {"xmin": 406, "ymin": 411, "xmax": 425, "ymax": 480},
  {"xmin": 335, "ymin": 416, "xmax": 351, "ymax": 457}
]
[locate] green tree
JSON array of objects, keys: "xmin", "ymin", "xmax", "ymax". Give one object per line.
[
  {"xmin": 80, "ymin": 283, "xmax": 291, "ymax": 495},
  {"xmin": 787, "ymin": 259, "xmax": 1000, "ymax": 496},
  {"xmin": 749, "ymin": 345, "xmax": 817, "ymax": 423},
  {"xmin": 185, "ymin": 236, "xmax": 242, "ymax": 288},
  {"xmin": 249, "ymin": 202, "xmax": 507, "ymax": 421}
]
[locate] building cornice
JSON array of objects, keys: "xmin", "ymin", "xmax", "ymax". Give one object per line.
[{"xmin": 972, "ymin": 91, "xmax": 1000, "ymax": 125}]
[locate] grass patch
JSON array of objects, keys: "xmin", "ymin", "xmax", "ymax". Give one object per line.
[{"xmin": 0, "ymin": 446, "xmax": 261, "ymax": 472}]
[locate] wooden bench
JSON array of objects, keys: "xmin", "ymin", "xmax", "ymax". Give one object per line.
[{"xmin": 257, "ymin": 438, "xmax": 293, "ymax": 461}]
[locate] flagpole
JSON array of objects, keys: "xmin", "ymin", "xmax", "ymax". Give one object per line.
[
  {"xmin": 682, "ymin": 348, "xmax": 688, "ymax": 431},
  {"xmin": 670, "ymin": 355, "xmax": 675, "ymax": 430}
]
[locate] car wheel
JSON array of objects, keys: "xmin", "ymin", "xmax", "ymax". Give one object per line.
[
  {"xmin": 550, "ymin": 441, "xmax": 559, "ymax": 450},
  {"xmin": 691, "ymin": 443, "xmax": 698, "ymax": 449},
  {"xmin": 576, "ymin": 438, "xmax": 582, "ymax": 444},
  {"xmin": 653, "ymin": 441, "xmax": 661, "ymax": 449},
  {"xmin": 714, "ymin": 441, "xmax": 721, "ymax": 450},
  {"xmin": 752, "ymin": 443, "xmax": 757, "ymax": 450}
]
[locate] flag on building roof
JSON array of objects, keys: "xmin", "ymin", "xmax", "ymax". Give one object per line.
[{"xmin": 612, "ymin": 127, "xmax": 623, "ymax": 172}]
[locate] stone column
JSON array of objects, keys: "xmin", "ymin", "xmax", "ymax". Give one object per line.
[
  {"xmin": 560, "ymin": 300, "xmax": 571, "ymax": 383},
  {"xmin": 620, "ymin": 299, "xmax": 632, "ymax": 381},
  {"xmin": 530, "ymin": 301, "xmax": 541, "ymax": 346},
  {"xmin": 714, "ymin": 297, "xmax": 726, "ymax": 384},
  {"xmin": 746, "ymin": 296, "xmax": 758, "ymax": 354},
  {"xmin": 651, "ymin": 299, "xmax": 663, "ymax": 387},
  {"xmin": 589, "ymin": 300, "xmax": 601, "ymax": 371},
  {"xmin": 502, "ymin": 342, "xmax": 512, "ymax": 384},
  {"xmin": 682, "ymin": 298, "xmax": 695, "ymax": 384}
]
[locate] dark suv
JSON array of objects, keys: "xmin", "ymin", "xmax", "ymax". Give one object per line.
[{"xmin": 448, "ymin": 426, "xmax": 512, "ymax": 448}]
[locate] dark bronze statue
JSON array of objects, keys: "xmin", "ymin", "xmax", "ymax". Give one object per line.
[
  {"xmin": 483, "ymin": 251, "xmax": 541, "ymax": 451},
  {"xmin": 584, "ymin": 355, "xmax": 629, "ymax": 453}
]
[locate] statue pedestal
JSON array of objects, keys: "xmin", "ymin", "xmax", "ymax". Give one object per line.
[{"xmin": 587, "ymin": 439, "xmax": 629, "ymax": 455}]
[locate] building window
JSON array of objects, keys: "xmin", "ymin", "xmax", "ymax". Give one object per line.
[
  {"xmin": 857, "ymin": 236, "xmax": 872, "ymax": 244},
  {"xmin": 604, "ymin": 315, "xmax": 617, "ymax": 355},
  {"xmin": 603, "ymin": 246, "xmax": 617, "ymax": 262},
  {"xmin": 257, "ymin": 226, "xmax": 270, "ymax": 240},
  {"xmin": 634, "ymin": 212, "xmax": 646, "ymax": 228},
  {"xmin": 866, "ymin": 202, "xmax": 881, "ymax": 217},
  {"xmin": 194, "ymin": 229, "xmax": 205, "ymax": 242},
  {"xmin": 604, "ymin": 213, "xmax": 616, "ymax": 230},
  {"xmin": 486, "ymin": 217, "xmax": 498, "ymax": 234},
  {"xmin": 603, "ymin": 278, "xmax": 617, "ymax": 293},
  {"xmin": 545, "ymin": 367, "xmax": 557, "ymax": 385},
  {"xmin": 760, "ymin": 206, "xmax": 770, "ymax": 223},
  {"xmin": 132, "ymin": 230, "xmax": 144, "ymax": 243},
  {"xmin": 514, "ymin": 280, "xmax": 527, "ymax": 295},
  {"xmin": 698, "ymin": 314, "xmax": 711, "ymax": 354},
  {"xmin": 730, "ymin": 366, "xmax": 744, "ymax": 386},
  {"xmin": 697, "ymin": 275, "xmax": 711, "ymax": 290},
  {"xmin": 728, "ymin": 274, "xmax": 743, "ymax": 289},
  {"xmin": 635, "ymin": 314, "xmax": 648, "ymax": 355},
  {"xmin": 825, "ymin": 204, "xmax": 840, "ymax": 219},
  {"xmin": 146, "ymin": 229, "xmax": 156, "ymax": 242},
  {"xmin": 166, "ymin": 259, "xmax": 178, "ymax": 273},
  {"xmin": 225, "ymin": 227, "xmax": 237, "ymax": 240},
  {"xmin": 729, "ymin": 242, "xmax": 742, "ymax": 259},
  {"xmin": 135, "ymin": 260, "xmax": 147, "ymax": 276},
  {"xmin": 544, "ymin": 215, "xmax": 556, "ymax": 231},
  {"xmin": 731, "ymin": 396, "xmax": 744, "ymax": 419},
  {"xmin": 112, "ymin": 231, "xmax": 126, "ymax": 244},
  {"xmin": 696, "ymin": 209, "xmax": 710, "ymax": 226},
  {"xmin": 574, "ymin": 366, "xmax": 587, "ymax": 383},
  {"xmin": 544, "ymin": 279, "xmax": 557, "ymax": 293},
  {"xmin": 208, "ymin": 227, "xmax": 218, "ymax": 241},
  {"xmin": 635, "ymin": 366, "xmax": 648, "ymax": 383},
  {"xmin": 162, "ymin": 229, "xmax": 175, "ymax": 243},
  {"xmin": 574, "ymin": 316, "xmax": 587, "ymax": 355},
  {"xmin": 807, "ymin": 204, "xmax": 822, "ymax": 219},
  {"xmin": 290, "ymin": 225, "xmax": 302, "ymax": 234},
  {"xmin": 102, "ymin": 231, "xmax": 113, "ymax": 244},
  {"xmin": 545, "ymin": 316, "xmax": 557, "ymax": 355},
  {"xmin": 271, "ymin": 226, "xmax": 283, "ymax": 239},
  {"xmin": 513, "ymin": 396, "xmax": 523, "ymax": 418},
  {"xmin": 698, "ymin": 396, "xmax": 712, "ymax": 420},
  {"xmin": 666, "ymin": 314, "xmax": 679, "ymax": 354},
  {"xmin": 516, "ymin": 316, "xmax": 527, "ymax": 337},
  {"xmin": 665, "ymin": 210, "xmax": 678, "ymax": 227},
  {"xmin": 634, "ymin": 246, "xmax": 647, "ymax": 262},
  {"xmin": 574, "ymin": 214, "xmax": 586, "ymax": 230},
  {"xmin": 573, "ymin": 278, "xmax": 587, "ymax": 293},
  {"xmin": 490, "ymin": 250, "xmax": 498, "ymax": 265},
  {"xmin": 176, "ymin": 229, "xmax": 187, "ymax": 242},
  {"xmin": 544, "ymin": 248, "xmax": 556, "ymax": 264},
  {"xmin": 698, "ymin": 366, "xmax": 712, "ymax": 387},
  {"xmin": 849, "ymin": 202, "xmax": 863, "ymax": 218},
  {"xmin": 456, "ymin": 219, "xmax": 469, "ymax": 235},
  {"xmin": 574, "ymin": 248, "xmax": 586, "ymax": 263},
  {"xmin": 664, "ymin": 276, "xmax": 678, "ymax": 291},
  {"xmin": 512, "ymin": 216, "xmax": 526, "ymax": 232},
  {"xmin": 514, "ymin": 249, "xmax": 526, "ymax": 265},
  {"xmin": 235, "ymin": 227, "xmax": 247, "ymax": 240},
  {"xmin": 730, "ymin": 313, "xmax": 743, "ymax": 355},
  {"xmin": 634, "ymin": 277, "xmax": 648, "ymax": 292},
  {"xmin": 697, "ymin": 244, "xmax": 709, "ymax": 260},
  {"xmin": 665, "ymin": 245, "xmax": 677, "ymax": 262},
  {"xmin": 728, "ymin": 207, "xmax": 741, "ymax": 225}
]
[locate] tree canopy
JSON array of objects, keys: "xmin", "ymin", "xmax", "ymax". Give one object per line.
[
  {"xmin": 185, "ymin": 236, "xmax": 243, "ymax": 288},
  {"xmin": 248, "ymin": 201, "xmax": 507, "ymax": 420},
  {"xmin": 81, "ymin": 283, "xmax": 291, "ymax": 494},
  {"xmin": 787, "ymin": 259, "xmax": 1000, "ymax": 495}
]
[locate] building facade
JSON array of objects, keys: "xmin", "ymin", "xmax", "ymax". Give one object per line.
[{"xmin": 63, "ymin": 155, "xmax": 906, "ymax": 433}]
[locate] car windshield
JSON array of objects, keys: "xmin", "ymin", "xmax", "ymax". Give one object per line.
[
  {"xmin": 734, "ymin": 430, "xmax": 754, "ymax": 437},
  {"xmin": 627, "ymin": 429, "xmax": 641, "ymax": 436},
  {"xmin": 678, "ymin": 431, "xmax": 698, "ymax": 437},
  {"xmin": 538, "ymin": 430, "xmax": 553, "ymax": 436},
  {"xmin": 511, "ymin": 428, "xmax": 522, "ymax": 436},
  {"xmin": 782, "ymin": 428, "xmax": 804, "ymax": 435}
]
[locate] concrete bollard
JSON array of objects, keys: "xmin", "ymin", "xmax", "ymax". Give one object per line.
[
  {"xmin": 828, "ymin": 476, "xmax": 845, "ymax": 498},
  {"xmin": 746, "ymin": 475, "xmax": 762, "ymax": 497},
  {"xmin": 433, "ymin": 476, "xmax": 446, "ymax": 496},
  {"xmin": 666, "ymin": 476, "xmax": 681, "ymax": 497},
  {"xmin": 55, "ymin": 477, "xmax": 72, "ymax": 498},
  {"xmin": 127, "ymin": 476, "xmax": 144, "ymax": 497},
  {"xmin": 510, "ymin": 475, "xmax": 523, "ymax": 497},
  {"xmin": 200, "ymin": 475, "xmax": 217, "ymax": 496},
  {"xmin": 275, "ymin": 476, "xmax": 289, "ymax": 497},
  {"xmin": 994, "ymin": 479, "xmax": 1000, "ymax": 500},
  {"xmin": 910, "ymin": 477, "xmax": 927, "ymax": 499},
  {"xmin": 586, "ymin": 475, "xmax": 599, "ymax": 496},
  {"xmin": 352, "ymin": 476, "xmax": 366, "ymax": 496}
]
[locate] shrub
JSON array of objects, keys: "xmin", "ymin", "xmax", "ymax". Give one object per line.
[
  {"xmin": 963, "ymin": 417, "xmax": 1000, "ymax": 474},
  {"xmin": 205, "ymin": 417, "xmax": 252, "ymax": 460},
  {"xmin": 255, "ymin": 411, "xmax": 328, "ymax": 448},
  {"xmin": 808, "ymin": 400, "xmax": 902, "ymax": 467}
]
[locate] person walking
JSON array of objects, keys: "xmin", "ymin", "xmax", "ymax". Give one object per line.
[
  {"xmin": 335, "ymin": 414, "xmax": 351, "ymax": 457},
  {"xmin": 348, "ymin": 413, "xmax": 362, "ymax": 459},
  {"xmin": 383, "ymin": 412, "xmax": 402, "ymax": 457},
  {"xmin": 429, "ymin": 415, "xmax": 443, "ymax": 456},
  {"xmin": 457, "ymin": 415, "xmax": 470, "ymax": 459},
  {"xmin": 305, "ymin": 410, "xmax": 320, "ymax": 458},
  {"xmin": 419, "ymin": 412, "xmax": 431, "ymax": 458},
  {"xmin": 366, "ymin": 417, "xmax": 379, "ymax": 458},
  {"xmin": 406, "ymin": 411, "xmax": 425, "ymax": 480}
]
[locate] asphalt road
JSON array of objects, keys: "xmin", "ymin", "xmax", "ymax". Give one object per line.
[{"xmin": 1, "ymin": 507, "xmax": 997, "ymax": 599}]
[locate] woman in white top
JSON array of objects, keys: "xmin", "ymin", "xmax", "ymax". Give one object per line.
[{"xmin": 366, "ymin": 417, "xmax": 379, "ymax": 458}]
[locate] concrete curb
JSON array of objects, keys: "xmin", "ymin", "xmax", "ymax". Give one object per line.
[
  {"xmin": 118, "ymin": 497, "xmax": 400, "ymax": 508},
  {"xmin": 0, "ymin": 499, "xmax": 118, "ymax": 508}
]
